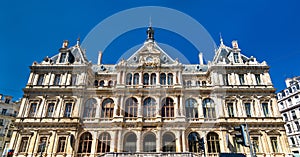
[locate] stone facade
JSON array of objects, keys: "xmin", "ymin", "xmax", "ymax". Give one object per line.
[
  {"xmin": 8, "ymin": 27, "xmax": 290, "ymax": 157},
  {"xmin": 277, "ymin": 76, "xmax": 300, "ymax": 155},
  {"xmin": 0, "ymin": 95, "xmax": 20, "ymax": 156}
]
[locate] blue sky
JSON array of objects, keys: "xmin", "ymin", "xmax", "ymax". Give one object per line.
[{"xmin": 0, "ymin": 1, "xmax": 299, "ymax": 100}]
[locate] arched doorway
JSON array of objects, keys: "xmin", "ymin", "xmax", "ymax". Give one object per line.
[
  {"xmin": 123, "ymin": 133, "xmax": 137, "ymax": 152},
  {"xmin": 143, "ymin": 133, "xmax": 156, "ymax": 152},
  {"xmin": 162, "ymin": 132, "xmax": 176, "ymax": 152}
]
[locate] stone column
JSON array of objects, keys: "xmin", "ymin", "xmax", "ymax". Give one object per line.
[
  {"xmin": 37, "ymin": 97, "xmax": 46, "ymax": 118},
  {"xmin": 198, "ymin": 98, "xmax": 203, "ymax": 118},
  {"xmin": 174, "ymin": 96, "xmax": 179, "ymax": 118},
  {"xmin": 136, "ymin": 130, "xmax": 142, "ymax": 152},
  {"xmin": 27, "ymin": 72, "xmax": 34, "ymax": 85},
  {"xmin": 138, "ymin": 96, "xmax": 143, "ymax": 121},
  {"xmin": 95, "ymin": 97, "xmax": 102, "ymax": 119},
  {"xmin": 110, "ymin": 131, "xmax": 117, "ymax": 152},
  {"xmin": 139, "ymin": 73, "xmax": 143, "ymax": 86},
  {"xmin": 32, "ymin": 73, "xmax": 39, "ymax": 85},
  {"xmin": 156, "ymin": 129, "xmax": 162, "ymax": 152},
  {"xmin": 179, "ymin": 95, "xmax": 184, "ymax": 116},
  {"xmin": 90, "ymin": 131, "xmax": 97, "ymax": 156},
  {"xmin": 175, "ymin": 131, "xmax": 181, "ymax": 152},
  {"xmin": 181, "ymin": 130, "xmax": 186, "ymax": 152},
  {"xmin": 155, "ymin": 72, "xmax": 159, "ymax": 85},
  {"xmin": 117, "ymin": 130, "xmax": 122, "ymax": 152}
]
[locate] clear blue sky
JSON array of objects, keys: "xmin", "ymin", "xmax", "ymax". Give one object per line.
[{"xmin": 0, "ymin": 1, "xmax": 299, "ymax": 100}]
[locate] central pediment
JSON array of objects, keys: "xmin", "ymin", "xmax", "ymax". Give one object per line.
[{"xmin": 125, "ymin": 40, "xmax": 176, "ymax": 67}]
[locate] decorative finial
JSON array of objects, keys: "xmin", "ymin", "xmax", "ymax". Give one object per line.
[
  {"xmin": 219, "ymin": 32, "xmax": 223, "ymax": 45},
  {"xmin": 146, "ymin": 26, "xmax": 154, "ymax": 41},
  {"xmin": 76, "ymin": 36, "xmax": 80, "ymax": 47},
  {"xmin": 149, "ymin": 16, "xmax": 152, "ymax": 27}
]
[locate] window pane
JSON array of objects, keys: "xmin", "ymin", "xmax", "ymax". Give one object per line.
[
  {"xmin": 47, "ymin": 103, "xmax": 55, "ymax": 117},
  {"xmin": 64, "ymin": 103, "xmax": 72, "ymax": 117}
]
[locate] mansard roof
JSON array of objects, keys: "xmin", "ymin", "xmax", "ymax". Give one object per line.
[
  {"xmin": 40, "ymin": 39, "xmax": 89, "ymax": 65},
  {"xmin": 213, "ymin": 39, "xmax": 260, "ymax": 65}
]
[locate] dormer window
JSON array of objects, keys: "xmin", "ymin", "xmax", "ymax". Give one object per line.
[
  {"xmin": 53, "ymin": 74, "xmax": 61, "ymax": 85},
  {"xmin": 233, "ymin": 53, "xmax": 239, "ymax": 63},
  {"xmin": 59, "ymin": 53, "xmax": 67, "ymax": 63},
  {"xmin": 255, "ymin": 74, "xmax": 261, "ymax": 85},
  {"xmin": 37, "ymin": 74, "xmax": 45, "ymax": 86}
]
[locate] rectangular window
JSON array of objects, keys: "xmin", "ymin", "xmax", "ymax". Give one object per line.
[
  {"xmin": 233, "ymin": 53, "xmax": 239, "ymax": 63},
  {"xmin": 292, "ymin": 110, "xmax": 297, "ymax": 120},
  {"xmin": 37, "ymin": 74, "xmax": 44, "ymax": 85},
  {"xmin": 0, "ymin": 119, "xmax": 3, "ymax": 126},
  {"xmin": 295, "ymin": 121, "xmax": 300, "ymax": 131},
  {"xmin": 270, "ymin": 137, "xmax": 278, "ymax": 152},
  {"xmin": 255, "ymin": 74, "xmax": 261, "ymax": 85},
  {"xmin": 245, "ymin": 103, "xmax": 251, "ymax": 117},
  {"xmin": 262, "ymin": 103, "xmax": 269, "ymax": 117},
  {"xmin": 53, "ymin": 74, "xmax": 61, "ymax": 85},
  {"xmin": 38, "ymin": 137, "xmax": 48, "ymax": 153},
  {"xmin": 57, "ymin": 137, "xmax": 66, "ymax": 152},
  {"xmin": 64, "ymin": 103, "xmax": 73, "ymax": 117},
  {"xmin": 288, "ymin": 99, "xmax": 292, "ymax": 106},
  {"xmin": 1, "ymin": 109, "xmax": 7, "ymax": 115},
  {"xmin": 71, "ymin": 74, "xmax": 77, "ymax": 86},
  {"xmin": 29, "ymin": 103, "xmax": 37, "ymax": 117},
  {"xmin": 46, "ymin": 103, "xmax": 55, "ymax": 117},
  {"xmin": 252, "ymin": 137, "xmax": 259, "ymax": 152},
  {"xmin": 59, "ymin": 53, "xmax": 66, "ymax": 63},
  {"xmin": 239, "ymin": 74, "xmax": 245, "ymax": 85},
  {"xmin": 18, "ymin": 137, "xmax": 29, "ymax": 152},
  {"xmin": 223, "ymin": 74, "xmax": 229, "ymax": 85},
  {"xmin": 227, "ymin": 103, "xmax": 234, "ymax": 117},
  {"xmin": 283, "ymin": 113, "xmax": 288, "ymax": 121}
]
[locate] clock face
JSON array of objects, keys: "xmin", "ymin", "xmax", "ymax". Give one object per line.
[{"xmin": 146, "ymin": 56, "xmax": 153, "ymax": 62}]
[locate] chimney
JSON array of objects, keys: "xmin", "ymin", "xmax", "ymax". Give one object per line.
[
  {"xmin": 199, "ymin": 52, "xmax": 204, "ymax": 65},
  {"xmin": 232, "ymin": 40, "xmax": 239, "ymax": 49},
  {"xmin": 98, "ymin": 51, "xmax": 103, "ymax": 65},
  {"xmin": 62, "ymin": 40, "xmax": 69, "ymax": 48}
]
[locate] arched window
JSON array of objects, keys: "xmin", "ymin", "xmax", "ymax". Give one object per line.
[
  {"xmin": 143, "ymin": 133, "xmax": 156, "ymax": 152},
  {"xmin": 97, "ymin": 132, "xmax": 111, "ymax": 153},
  {"xmin": 203, "ymin": 98, "xmax": 216, "ymax": 120},
  {"xmin": 202, "ymin": 81, "xmax": 206, "ymax": 86},
  {"xmin": 185, "ymin": 98, "xmax": 198, "ymax": 119},
  {"xmin": 162, "ymin": 133, "xmax": 176, "ymax": 152},
  {"xmin": 126, "ymin": 73, "xmax": 132, "ymax": 85},
  {"xmin": 83, "ymin": 98, "xmax": 97, "ymax": 118},
  {"xmin": 207, "ymin": 132, "xmax": 220, "ymax": 154},
  {"xmin": 133, "ymin": 73, "xmax": 139, "ymax": 85},
  {"xmin": 99, "ymin": 80, "xmax": 105, "ymax": 87},
  {"xmin": 125, "ymin": 97, "xmax": 138, "ymax": 118},
  {"xmin": 143, "ymin": 97, "xmax": 156, "ymax": 118},
  {"xmin": 124, "ymin": 133, "xmax": 137, "ymax": 152},
  {"xmin": 101, "ymin": 98, "xmax": 114, "ymax": 118},
  {"xmin": 162, "ymin": 98, "xmax": 174, "ymax": 118},
  {"xmin": 94, "ymin": 80, "xmax": 99, "ymax": 87},
  {"xmin": 167, "ymin": 73, "xmax": 173, "ymax": 85},
  {"xmin": 78, "ymin": 132, "xmax": 93, "ymax": 154},
  {"xmin": 150, "ymin": 73, "xmax": 156, "ymax": 85},
  {"xmin": 188, "ymin": 132, "xmax": 201, "ymax": 153},
  {"xmin": 143, "ymin": 73, "xmax": 149, "ymax": 85},
  {"xmin": 108, "ymin": 80, "xmax": 113, "ymax": 87},
  {"xmin": 160, "ymin": 73, "xmax": 166, "ymax": 85}
]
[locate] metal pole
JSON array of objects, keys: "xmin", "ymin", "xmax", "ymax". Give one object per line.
[{"xmin": 245, "ymin": 124, "xmax": 255, "ymax": 157}]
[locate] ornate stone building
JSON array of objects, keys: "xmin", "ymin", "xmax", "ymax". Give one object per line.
[
  {"xmin": 0, "ymin": 94, "xmax": 20, "ymax": 156},
  {"xmin": 9, "ymin": 27, "xmax": 290, "ymax": 157},
  {"xmin": 277, "ymin": 76, "xmax": 300, "ymax": 155}
]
